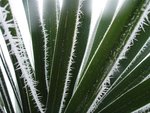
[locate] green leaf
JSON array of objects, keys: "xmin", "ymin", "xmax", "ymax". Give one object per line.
[
  {"xmin": 46, "ymin": 0, "xmax": 81, "ymax": 112},
  {"xmin": 0, "ymin": 1, "xmax": 32, "ymax": 113},
  {"xmin": 108, "ymin": 1, "xmax": 150, "ymax": 87},
  {"xmin": 0, "ymin": 46, "xmax": 23, "ymax": 113},
  {"xmin": 95, "ymin": 54, "xmax": 150, "ymax": 112},
  {"xmin": 92, "ymin": 1, "xmax": 150, "ymax": 111},
  {"xmin": 58, "ymin": 0, "xmax": 92, "ymax": 112},
  {"xmin": 1, "ymin": 0, "xmax": 150, "ymax": 113},
  {"xmin": 64, "ymin": 0, "xmax": 146, "ymax": 112},
  {"xmin": 22, "ymin": 0, "xmax": 48, "ymax": 106},
  {"xmin": 42, "ymin": 0, "xmax": 58, "ymax": 91},
  {"xmin": 99, "ymin": 77, "xmax": 150, "ymax": 113},
  {"xmin": 0, "ymin": 68, "xmax": 15, "ymax": 113},
  {"xmin": 0, "ymin": 1, "xmax": 44, "ymax": 112},
  {"xmin": 76, "ymin": 0, "xmax": 119, "ymax": 86}
]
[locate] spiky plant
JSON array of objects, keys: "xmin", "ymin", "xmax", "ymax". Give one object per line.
[{"xmin": 0, "ymin": 0, "xmax": 150, "ymax": 113}]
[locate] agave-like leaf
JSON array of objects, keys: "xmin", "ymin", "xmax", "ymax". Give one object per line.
[
  {"xmin": 0, "ymin": 46, "xmax": 22, "ymax": 113},
  {"xmin": 22, "ymin": 0, "xmax": 48, "ymax": 106},
  {"xmin": 0, "ymin": 1, "xmax": 44, "ymax": 112},
  {"xmin": 98, "ymin": 76, "xmax": 150, "ymax": 113},
  {"xmin": 64, "ymin": 0, "xmax": 147, "ymax": 112},
  {"xmin": 1, "ymin": 0, "xmax": 150, "ymax": 113},
  {"xmin": 0, "ymin": 3, "xmax": 31, "ymax": 113},
  {"xmin": 58, "ymin": 0, "xmax": 92, "ymax": 112},
  {"xmin": 45, "ymin": 0, "xmax": 89, "ymax": 112},
  {"xmin": 95, "ymin": 53, "xmax": 150, "ymax": 112},
  {"xmin": 91, "ymin": 1, "xmax": 150, "ymax": 111},
  {"xmin": 42, "ymin": 0, "xmax": 59, "ymax": 92},
  {"xmin": 0, "ymin": 53, "xmax": 22, "ymax": 113},
  {"xmin": 76, "ymin": 0, "xmax": 120, "ymax": 87},
  {"xmin": 0, "ymin": 67, "xmax": 15, "ymax": 113}
]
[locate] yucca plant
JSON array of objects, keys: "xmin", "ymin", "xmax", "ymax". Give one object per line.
[{"xmin": 0, "ymin": 0, "xmax": 150, "ymax": 112}]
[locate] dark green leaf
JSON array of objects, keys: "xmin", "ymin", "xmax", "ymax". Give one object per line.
[
  {"xmin": 64, "ymin": 0, "xmax": 146, "ymax": 112},
  {"xmin": 42, "ymin": 0, "xmax": 58, "ymax": 91},
  {"xmin": 0, "ymin": 69, "xmax": 15, "ymax": 113},
  {"xmin": 76, "ymin": 0, "xmax": 119, "ymax": 86},
  {"xmin": 46, "ymin": 0, "xmax": 80, "ymax": 112},
  {"xmin": 22, "ymin": 0, "xmax": 48, "ymax": 106},
  {"xmin": 99, "ymin": 78, "xmax": 150, "ymax": 113}
]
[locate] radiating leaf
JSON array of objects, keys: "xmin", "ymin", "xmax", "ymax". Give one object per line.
[
  {"xmin": 0, "ymin": 68, "xmax": 15, "ymax": 113},
  {"xmin": 99, "ymin": 78, "xmax": 150, "ymax": 113},
  {"xmin": 42, "ymin": 0, "xmax": 58, "ymax": 91},
  {"xmin": 95, "ymin": 54, "xmax": 150, "ymax": 112},
  {"xmin": 46, "ymin": 0, "xmax": 81, "ymax": 112},
  {"xmin": 0, "ymin": 46, "xmax": 23, "ymax": 113},
  {"xmin": 64, "ymin": 0, "xmax": 147, "ymax": 112},
  {"xmin": 0, "ymin": 1, "xmax": 44, "ymax": 112},
  {"xmin": 76, "ymin": 0, "xmax": 120, "ymax": 86},
  {"xmin": 58, "ymin": 0, "xmax": 92, "ymax": 112},
  {"xmin": 22, "ymin": 0, "xmax": 48, "ymax": 106}
]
